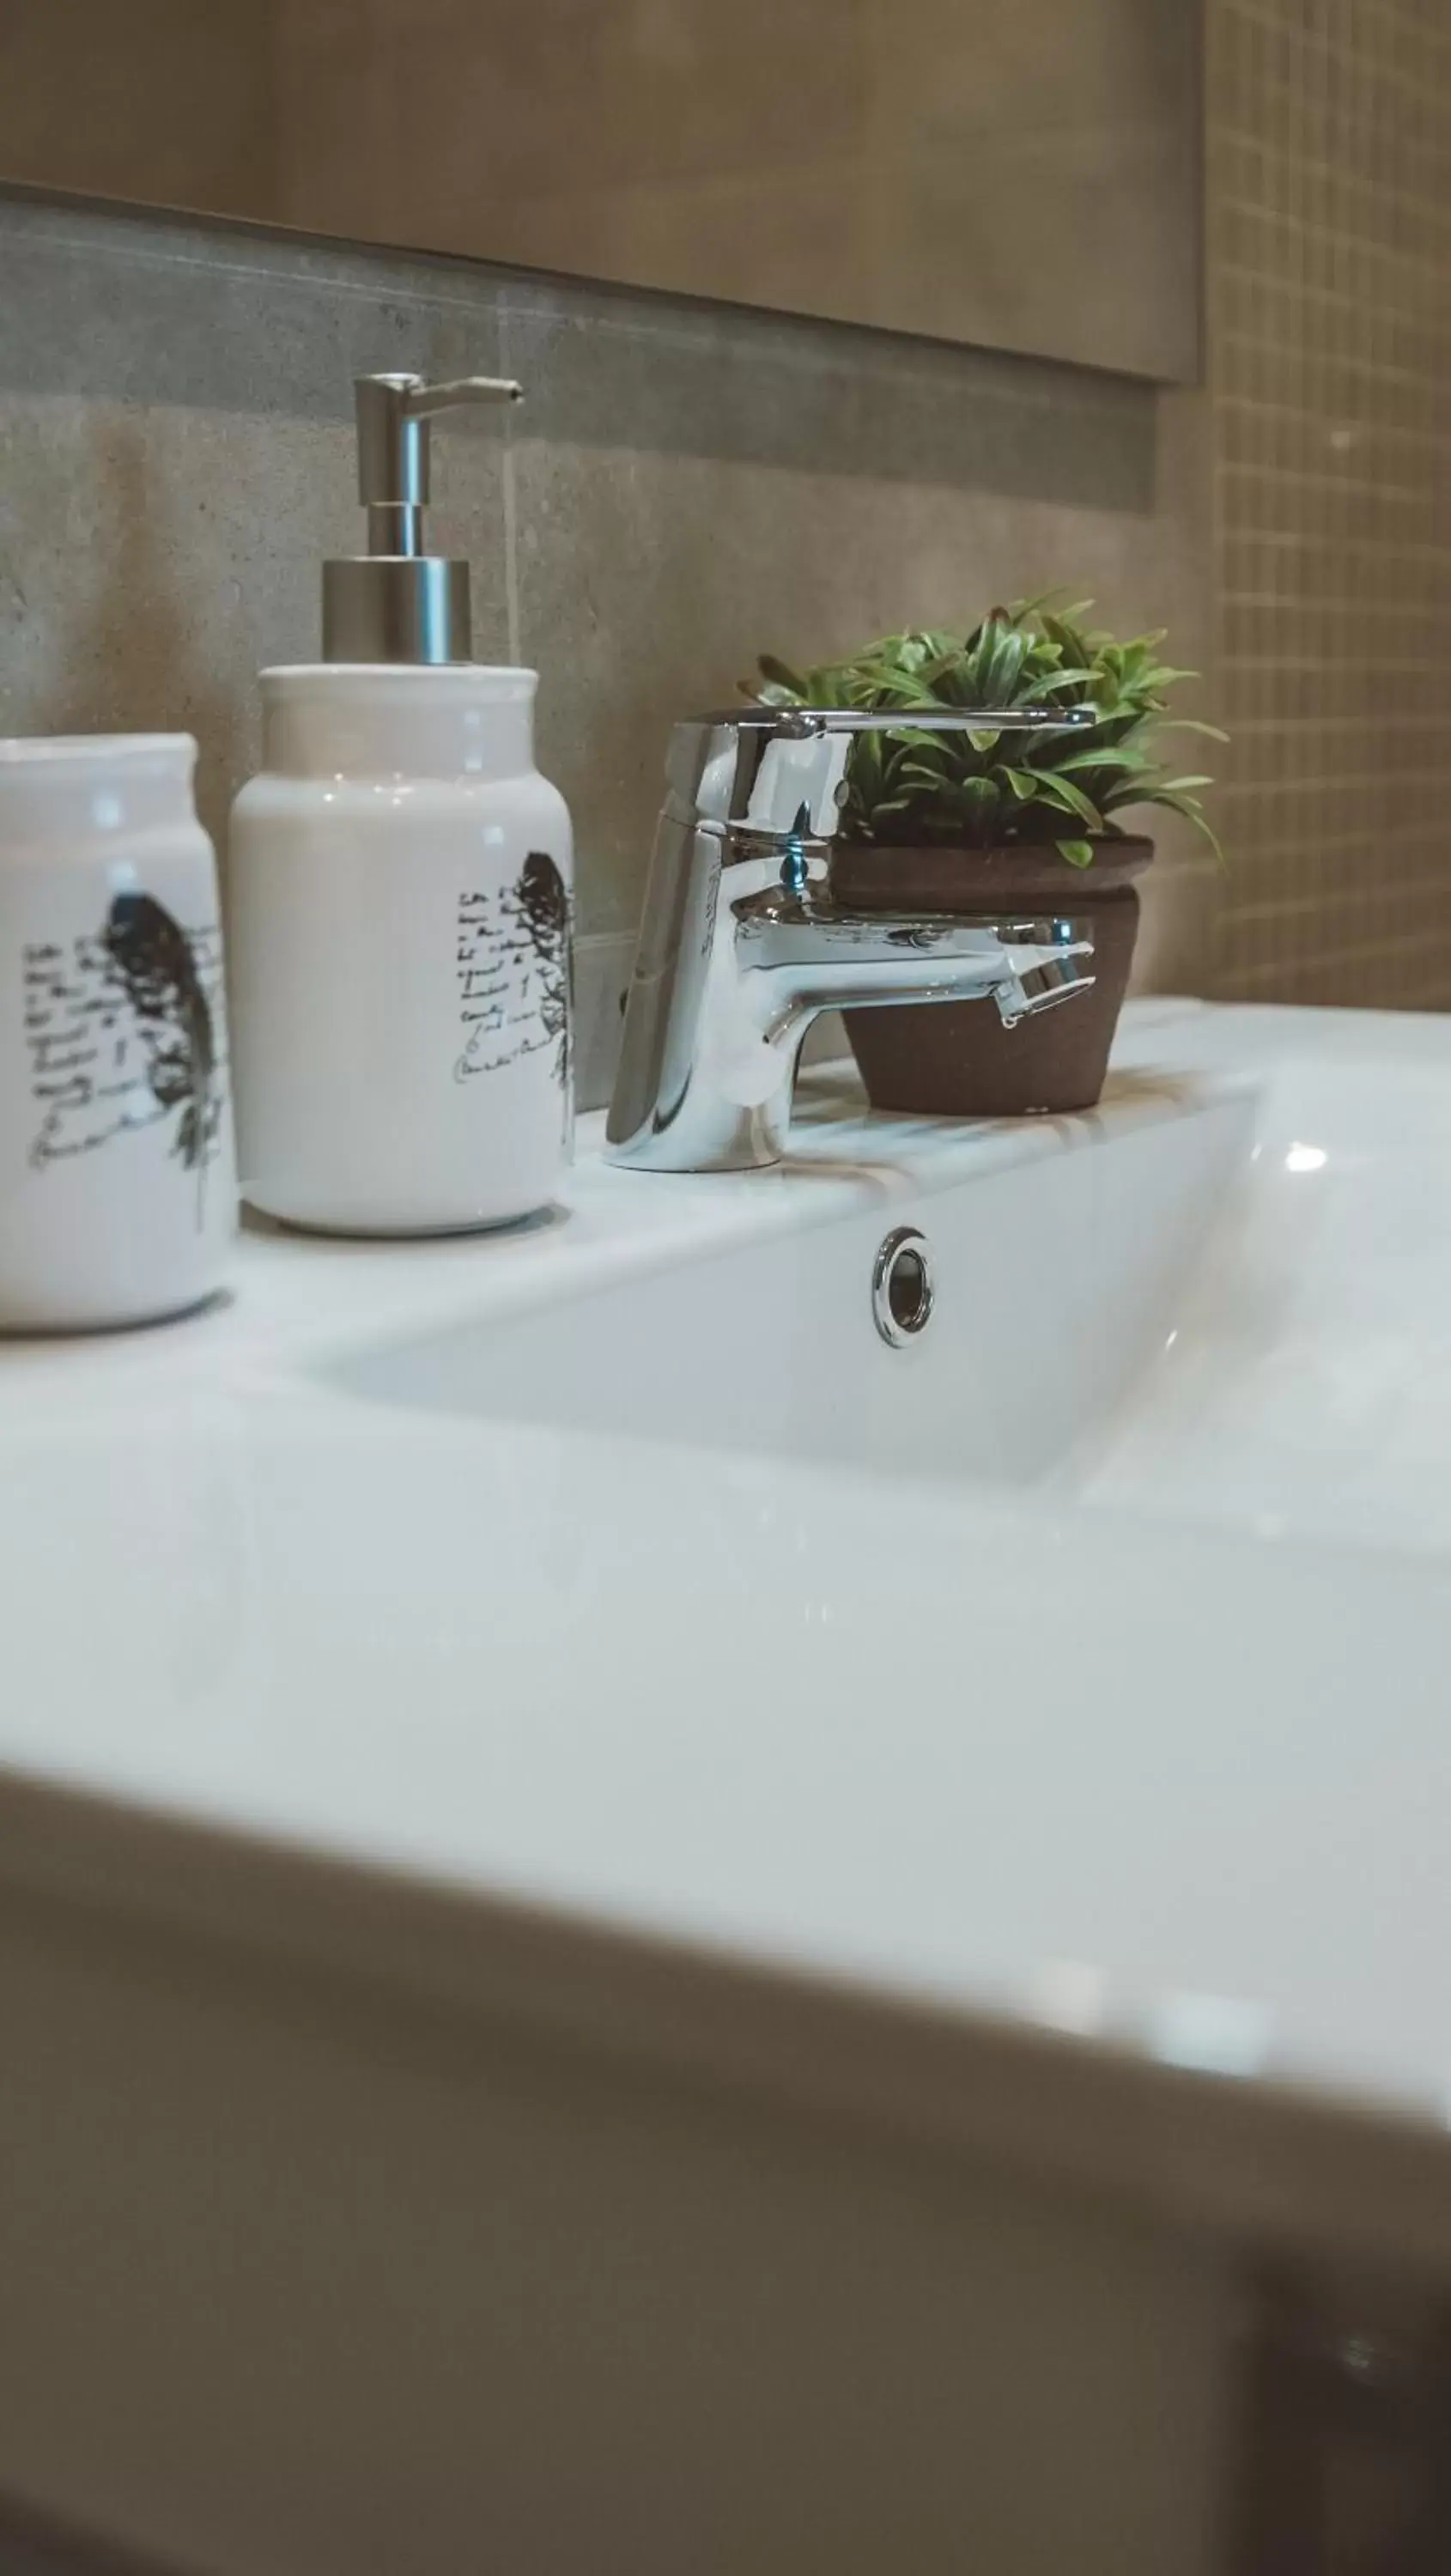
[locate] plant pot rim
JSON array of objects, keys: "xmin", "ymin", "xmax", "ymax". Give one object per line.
[
  {"xmin": 837, "ymin": 832, "xmax": 1155, "ymax": 865},
  {"xmin": 831, "ymin": 836, "xmax": 1156, "ymax": 906}
]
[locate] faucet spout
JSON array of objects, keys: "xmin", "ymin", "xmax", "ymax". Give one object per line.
[{"xmin": 738, "ymin": 889, "xmax": 1094, "ymax": 1033}]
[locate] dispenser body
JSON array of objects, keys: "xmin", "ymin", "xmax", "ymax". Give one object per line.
[{"xmin": 229, "ymin": 665, "xmax": 574, "ymax": 1236}]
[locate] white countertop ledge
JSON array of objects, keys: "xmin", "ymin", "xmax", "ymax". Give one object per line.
[{"xmin": 6, "ymin": 999, "xmax": 1451, "ymax": 2277}]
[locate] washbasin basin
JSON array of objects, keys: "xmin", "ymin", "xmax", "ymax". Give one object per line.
[
  {"xmin": 326, "ymin": 998, "xmax": 1451, "ymax": 1557},
  {"xmin": 331, "ymin": 1062, "xmax": 1254, "ymax": 1489}
]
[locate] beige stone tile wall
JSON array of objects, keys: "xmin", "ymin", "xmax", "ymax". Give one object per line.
[
  {"xmin": 1209, "ymin": 0, "xmax": 1451, "ymax": 1005},
  {"xmin": 0, "ymin": 188, "xmax": 1211, "ymax": 1105}
]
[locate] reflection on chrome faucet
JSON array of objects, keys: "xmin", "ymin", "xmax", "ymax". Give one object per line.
[{"xmin": 605, "ymin": 705, "xmax": 1099, "ymax": 1174}]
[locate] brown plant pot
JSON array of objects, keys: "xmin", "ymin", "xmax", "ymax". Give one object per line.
[{"xmin": 835, "ymin": 838, "xmax": 1154, "ymax": 1119}]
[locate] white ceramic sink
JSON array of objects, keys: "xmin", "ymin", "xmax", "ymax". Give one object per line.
[
  {"xmin": 6, "ymin": 999, "xmax": 1451, "ymax": 2576},
  {"xmin": 4, "ymin": 998, "xmax": 1451, "ymax": 2254}
]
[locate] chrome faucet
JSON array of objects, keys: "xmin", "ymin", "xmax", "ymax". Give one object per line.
[{"xmin": 605, "ymin": 705, "xmax": 1098, "ymax": 1173}]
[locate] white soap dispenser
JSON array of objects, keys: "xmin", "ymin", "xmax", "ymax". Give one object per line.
[{"xmin": 228, "ymin": 372, "xmax": 574, "ymax": 1236}]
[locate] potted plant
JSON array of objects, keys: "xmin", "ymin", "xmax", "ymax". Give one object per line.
[{"xmin": 749, "ymin": 598, "xmax": 1223, "ymax": 1117}]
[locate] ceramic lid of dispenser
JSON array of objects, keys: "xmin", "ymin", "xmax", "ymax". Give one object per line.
[{"xmin": 322, "ymin": 372, "xmax": 522, "ymax": 666}]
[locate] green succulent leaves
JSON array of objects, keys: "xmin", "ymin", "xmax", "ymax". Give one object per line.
[{"xmin": 749, "ymin": 598, "xmax": 1224, "ymax": 866}]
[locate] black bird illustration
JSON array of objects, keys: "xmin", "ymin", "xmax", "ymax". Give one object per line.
[
  {"xmin": 514, "ymin": 851, "xmax": 571, "ymax": 1084},
  {"xmin": 103, "ymin": 891, "xmax": 218, "ymax": 1174}
]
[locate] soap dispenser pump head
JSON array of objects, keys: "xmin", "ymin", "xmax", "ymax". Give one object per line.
[{"xmin": 322, "ymin": 371, "xmax": 522, "ymax": 666}]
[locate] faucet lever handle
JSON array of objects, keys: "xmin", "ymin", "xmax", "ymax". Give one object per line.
[
  {"xmin": 689, "ymin": 703, "xmax": 1096, "ymax": 843},
  {"xmin": 760, "ymin": 703, "xmax": 1096, "ymax": 738}
]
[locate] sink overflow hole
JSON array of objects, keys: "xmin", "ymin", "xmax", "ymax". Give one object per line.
[{"xmin": 872, "ymin": 1228, "xmax": 936, "ymax": 1347}]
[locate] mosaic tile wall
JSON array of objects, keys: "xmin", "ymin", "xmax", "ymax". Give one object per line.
[{"xmin": 1210, "ymin": 0, "xmax": 1451, "ymax": 1005}]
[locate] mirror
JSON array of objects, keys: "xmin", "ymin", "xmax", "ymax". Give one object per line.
[{"xmin": 0, "ymin": 0, "xmax": 1201, "ymax": 381}]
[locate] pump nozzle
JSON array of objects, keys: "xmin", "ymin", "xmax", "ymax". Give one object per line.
[{"xmin": 323, "ymin": 371, "xmax": 523, "ymax": 665}]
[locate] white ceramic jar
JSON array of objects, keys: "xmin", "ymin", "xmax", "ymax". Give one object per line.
[
  {"xmin": 228, "ymin": 666, "xmax": 574, "ymax": 1235},
  {"xmin": 0, "ymin": 734, "xmax": 235, "ymax": 1334}
]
